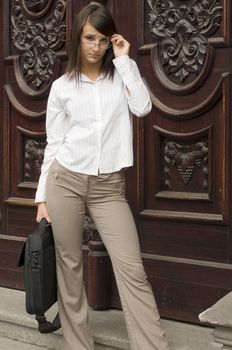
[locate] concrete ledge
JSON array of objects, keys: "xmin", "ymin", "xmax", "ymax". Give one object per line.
[
  {"xmin": 199, "ymin": 292, "xmax": 232, "ymax": 349},
  {"xmin": 0, "ymin": 287, "xmax": 221, "ymax": 350},
  {"xmin": 0, "ymin": 336, "xmax": 46, "ymax": 350},
  {"xmin": 0, "ymin": 287, "xmax": 129, "ymax": 350},
  {"xmin": 199, "ymin": 292, "xmax": 232, "ymax": 327}
]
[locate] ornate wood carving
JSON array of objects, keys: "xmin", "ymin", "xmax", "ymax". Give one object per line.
[
  {"xmin": 23, "ymin": 0, "xmax": 51, "ymax": 14},
  {"xmin": 10, "ymin": 0, "xmax": 66, "ymax": 94},
  {"xmin": 83, "ymin": 215, "xmax": 101, "ymax": 244},
  {"xmin": 163, "ymin": 141, "xmax": 208, "ymax": 189},
  {"xmin": 24, "ymin": 139, "xmax": 46, "ymax": 181},
  {"xmin": 94, "ymin": 0, "xmax": 109, "ymax": 5},
  {"xmin": 147, "ymin": 0, "xmax": 223, "ymax": 84},
  {"xmin": 16, "ymin": 127, "xmax": 46, "ymax": 185},
  {"xmin": 153, "ymin": 125, "xmax": 211, "ymax": 197}
]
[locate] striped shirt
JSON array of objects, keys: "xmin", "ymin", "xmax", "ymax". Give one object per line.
[{"xmin": 35, "ymin": 55, "xmax": 152, "ymax": 202}]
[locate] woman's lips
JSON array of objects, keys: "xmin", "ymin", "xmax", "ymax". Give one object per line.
[{"xmin": 89, "ymin": 53, "xmax": 100, "ymax": 58}]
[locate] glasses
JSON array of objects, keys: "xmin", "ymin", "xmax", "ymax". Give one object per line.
[{"xmin": 81, "ymin": 35, "xmax": 111, "ymax": 49}]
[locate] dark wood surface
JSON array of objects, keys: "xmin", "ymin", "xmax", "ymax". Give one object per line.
[{"xmin": 0, "ymin": 0, "xmax": 232, "ymax": 324}]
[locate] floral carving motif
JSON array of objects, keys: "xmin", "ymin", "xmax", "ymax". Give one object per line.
[
  {"xmin": 164, "ymin": 141, "xmax": 208, "ymax": 188},
  {"xmin": 83, "ymin": 215, "xmax": 101, "ymax": 244},
  {"xmin": 11, "ymin": 0, "xmax": 66, "ymax": 90},
  {"xmin": 24, "ymin": 139, "xmax": 46, "ymax": 181},
  {"xmin": 148, "ymin": 0, "xmax": 223, "ymax": 83},
  {"xmin": 24, "ymin": 0, "xmax": 49, "ymax": 12}
]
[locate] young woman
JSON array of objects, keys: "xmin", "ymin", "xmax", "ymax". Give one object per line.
[{"xmin": 35, "ymin": 2, "xmax": 170, "ymax": 350}]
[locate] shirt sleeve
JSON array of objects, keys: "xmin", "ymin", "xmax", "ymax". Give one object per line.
[
  {"xmin": 113, "ymin": 55, "xmax": 152, "ymax": 117},
  {"xmin": 35, "ymin": 83, "xmax": 69, "ymax": 203}
]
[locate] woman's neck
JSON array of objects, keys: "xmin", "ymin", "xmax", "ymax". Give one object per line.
[{"xmin": 81, "ymin": 62, "xmax": 101, "ymax": 82}]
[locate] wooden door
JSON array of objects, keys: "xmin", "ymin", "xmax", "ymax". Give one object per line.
[
  {"xmin": 1, "ymin": 0, "xmax": 232, "ymax": 324},
  {"xmin": 113, "ymin": 0, "xmax": 232, "ymax": 323},
  {"xmin": 0, "ymin": 0, "xmax": 70, "ymax": 288}
]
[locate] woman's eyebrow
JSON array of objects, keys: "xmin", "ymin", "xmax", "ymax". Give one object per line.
[{"xmin": 85, "ymin": 33, "xmax": 109, "ymax": 39}]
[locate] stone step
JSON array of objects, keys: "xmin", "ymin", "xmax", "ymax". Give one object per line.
[
  {"xmin": 0, "ymin": 287, "xmax": 221, "ymax": 350},
  {"xmin": 0, "ymin": 336, "xmax": 46, "ymax": 350},
  {"xmin": 0, "ymin": 335, "xmax": 116, "ymax": 350}
]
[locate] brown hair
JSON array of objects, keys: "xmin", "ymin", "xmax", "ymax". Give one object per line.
[{"xmin": 66, "ymin": 1, "xmax": 117, "ymax": 80}]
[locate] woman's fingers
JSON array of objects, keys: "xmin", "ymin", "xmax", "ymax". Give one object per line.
[
  {"xmin": 111, "ymin": 34, "xmax": 130, "ymax": 57},
  {"xmin": 36, "ymin": 203, "xmax": 51, "ymax": 223},
  {"xmin": 111, "ymin": 34, "xmax": 129, "ymax": 46}
]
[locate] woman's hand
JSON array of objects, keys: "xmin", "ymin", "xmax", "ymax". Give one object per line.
[
  {"xmin": 36, "ymin": 202, "xmax": 51, "ymax": 223},
  {"xmin": 111, "ymin": 34, "xmax": 130, "ymax": 58}
]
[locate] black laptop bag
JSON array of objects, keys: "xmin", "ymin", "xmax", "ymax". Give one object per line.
[{"xmin": 18, "ymin": 218, "xmax": 60, "ymax": 333}]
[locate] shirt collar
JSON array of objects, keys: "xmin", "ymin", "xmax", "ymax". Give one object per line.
[{"xmin": 80, "ymin": 72, "xmax": 105, "ymax": 83}]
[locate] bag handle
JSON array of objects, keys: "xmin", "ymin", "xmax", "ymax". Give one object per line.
[
  {"xmin": 39, "ymin": 217, "xmax": 50, "ymax": 231},
  {"xmin": 17, "ymin": 218, "xmax": 49, "ymax": 267}
]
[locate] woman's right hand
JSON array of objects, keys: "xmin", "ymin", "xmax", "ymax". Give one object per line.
[{"xmin": 36, "ymin": 202, "xmax": 51, "ymax": 223}]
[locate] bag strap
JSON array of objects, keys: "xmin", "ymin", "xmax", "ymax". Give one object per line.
[
  {"xmin": 36, "ymin": 313, "xmax": 61, "ymax": 334},
  {"xmin": 17, "ymin": 242, "xmax": 25, "ymax": 267}
]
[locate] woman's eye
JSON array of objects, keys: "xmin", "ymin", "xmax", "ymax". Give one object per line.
[
  {"xmin": 85, "ymin": 36, "xmax": 95, "ymax": 41},
  {"xmin": 100, "ymin": 38, "xmax": 108, "ymax": 44}
]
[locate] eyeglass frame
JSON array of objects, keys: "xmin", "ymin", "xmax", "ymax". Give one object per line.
[{"xmin": 80, "ymin": 36, "xmax": 112, "ymax": 49}]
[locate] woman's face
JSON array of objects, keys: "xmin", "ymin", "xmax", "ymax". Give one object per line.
[{"xmin": 80, "ymin": 22, "xmax": 111, "ymax": 67}]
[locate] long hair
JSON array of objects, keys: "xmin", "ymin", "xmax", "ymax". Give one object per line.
[{"xmin": 66, "ymin": 1, "xmax": 117, "ymax": 80}]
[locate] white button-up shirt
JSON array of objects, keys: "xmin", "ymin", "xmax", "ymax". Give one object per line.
[{"xmin": 35, "ymin": 55, "xmax": 151, "ymax": 202}]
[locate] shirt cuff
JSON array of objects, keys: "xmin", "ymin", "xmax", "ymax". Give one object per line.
[
  {"xmin": 113, "ymin": 55, "xmax": 138, "ymax": 85},
  {"xmin": 35, "ymin": 186, "xmax": 46, "ymax": 203},
  {"xmin": 35, "ymin": 196, "xmax": 46, "ymax": 204}
]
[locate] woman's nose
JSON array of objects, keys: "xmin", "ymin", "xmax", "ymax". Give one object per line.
[{"xmin": 93, "ymin": 43, "xmax": 100, "ymax": 51}]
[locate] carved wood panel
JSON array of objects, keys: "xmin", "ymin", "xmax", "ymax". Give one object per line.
[
  {"xmin": 128, "ymin": 0, "xmax": 232, "ymax": 322},
  {"xmin": 108, "ymin": 0, "xmax": 232, "ymax": 322},
  {"xmin": 137, "ymin": 0, "xmax": 231, "ymax": 226},
  {"xmin": 9, "ymin": 0, "xmax": 66, "ymax": 95},
  {"xmin": 0, "ymin": 0, "xmax": 70, "ymax": 287}
]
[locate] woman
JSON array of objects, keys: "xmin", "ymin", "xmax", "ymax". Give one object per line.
[{"xmin": 35, "ymin": 2, "xmax": 170, "ymax": 350}]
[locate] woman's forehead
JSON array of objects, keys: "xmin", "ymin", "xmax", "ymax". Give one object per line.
[{"xmin": 82, "ymin": 22, "xmax": 107, "ymax": 37}]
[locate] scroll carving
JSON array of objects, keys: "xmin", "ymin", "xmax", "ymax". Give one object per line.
[
  {"xmin": 164, "ymin": 141, "xmax": 208, "ymax": 189},
  {"xmin": 83, "ymin": 215, "xmax": 101, "ymax": 244},
  {"xmin": 93, "ymin": 0, "xmax": 109, "ymax": 5},
  {"xmin": 23, "ymin": 0, "xmax": 50, "ymax": 13},
  {"xmin": 148, "ymin": 0, "xmax": 223, "ymax": 84},
  {"xmin": 24, "ymin": 139, "xmax": 46, "ymax": 181},
  {"xmin": 4, "ymin": 84, "xmax": 46, "ymax": 119},
  {"xmin": 11, "ymin": 0, "xmax": 66, "ymax": 91}
]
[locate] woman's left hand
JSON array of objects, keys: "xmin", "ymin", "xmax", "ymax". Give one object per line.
[{"xmin": 111, "ymin": 34, "xmax": 130, "ymax": 58}]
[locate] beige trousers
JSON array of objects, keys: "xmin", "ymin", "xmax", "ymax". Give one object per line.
[{"xmin": 46, "ymin": 159, "xmax": 169, "ymax": 350}]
